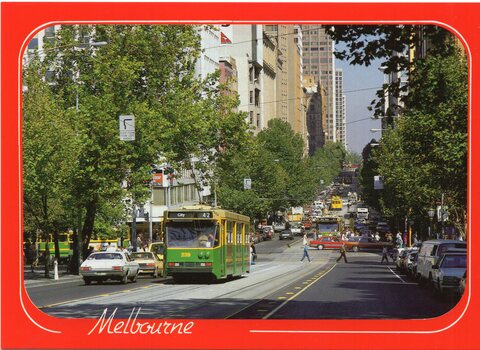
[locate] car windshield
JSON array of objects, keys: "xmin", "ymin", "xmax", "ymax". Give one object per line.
[
  {"xmin": 150, "ymin": 244, "xmax": 164, "ymax": 255},
  {"xmin": 87, "ymin": 253, "xmax": 123, "ymax": 260},
  {"xmin": 318, "ymin": 223, "xmax": 337, "ymax": 233},
  {"xmin": 166, "ymin": 221, "xmax": 218, "ymax": 248},
  {"xmin": 441, "ymin": 255, "xmax": 466, "ymax": 268},
  {"xmin": 132, "ymin": 253, "xmax": 153, "ymax": 260}
]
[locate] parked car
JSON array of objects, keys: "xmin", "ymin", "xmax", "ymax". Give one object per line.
[
  {"xmin": 262, "ymin": 226, "xmax": 274, "ymax": 240},
  {"xmin": 80, "ymin": 251, "xmax": 140, "ymax": 285},
  {"xmin": 416, "ymin": 239, "xmax": 466, "ymax": 284},
  {"xmin": 279, "ymin": 229, "xmax": 294, "ymax": 240},
  {"xmin": 407, "ymin": 251, "xmax": 419, "ymax": 278},
  {"xmin": 431, "ymin": 252, "xmax": 466, "ymax": 296},
  {"xmin": 148, "ymin": 242, "xmax": 164, "ymax": 261},
  {"xmin": 131, "ymin": 251, "xmax": 163, "ymax": 278},
  {"xmin": 309, "ymin": 236, "xmax": 345, "ymax": 250},
  {"xmin": 399, "ymin": 248, "xmax": 418, "ymax": 272},
  {"xmin": 346, "ymin": 236, "xmax": 393, "ymax": 252}
]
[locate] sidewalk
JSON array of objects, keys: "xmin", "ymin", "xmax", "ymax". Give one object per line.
[{"xmin": 24, "ymin": 265, "xmax": 82, "ymax": 287}]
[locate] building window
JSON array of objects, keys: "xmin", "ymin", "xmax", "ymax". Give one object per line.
[
  {"xmin": 250, "ymin": 111, "xmax": 254, "ymax": 124},
  {"xmin": 250, "ymin": 91, "xmax": 253, "ymax": 104},
  {"xmin": 27, "ymin": 38, "xmax": 38, "ymax": 50},
  {"xmin": 256, "ymin": 114, "xmax": 260, "ymax": 127}
]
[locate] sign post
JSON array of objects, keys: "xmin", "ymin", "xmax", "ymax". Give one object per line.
[{"xmin": 119, "ymin": 115, "xmax": 135, "ymax": 141}]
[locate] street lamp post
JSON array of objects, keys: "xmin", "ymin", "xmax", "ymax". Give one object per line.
[{"xmin": 428, "ymin": 208, "xmax": 435, "ymax": 239}]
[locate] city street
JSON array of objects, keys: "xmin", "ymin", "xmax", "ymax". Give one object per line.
[{"xmin": 26, "ymin": 237, "xmax": 457, "ymax": 320}]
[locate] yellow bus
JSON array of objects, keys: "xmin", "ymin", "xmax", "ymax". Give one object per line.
[{"xmin": 331, "ymin": 196, "xmax": 343, "ymax": 210}]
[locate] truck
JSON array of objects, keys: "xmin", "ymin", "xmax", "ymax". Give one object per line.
[
  {"xmin": 288, "ymin": 207, "xmax": 304, "ymax": 236},
  {"xmin": 356, "ymin": 207, "xmax": 369, "ymax": 221}
]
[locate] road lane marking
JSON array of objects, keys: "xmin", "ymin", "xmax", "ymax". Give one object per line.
[
  {"xmin": 388, "ymin": 267, "xmax": 407, "ymax": 283},
  {"xmin": 39, "ymin": 285, "xmax": 164, "ymax": 309},
  {"xmin": 263, "ymin": 263, "xmax": 337, "ymax": 319}
]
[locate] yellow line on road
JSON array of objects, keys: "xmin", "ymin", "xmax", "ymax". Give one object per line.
[
  {"xmin": 39, "ymin": 285, "xmax": 162, "ymax": 309},
  {"xmin": 262, "ymin": 263, "xmax": 337, "ymax": 320}
]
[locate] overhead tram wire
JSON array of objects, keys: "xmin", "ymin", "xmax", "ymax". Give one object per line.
[
  {"xmin": 237, "ymin": 86, "xmax": 383, "ymax": 109},
  {"xmin": 202, "ymin": 25, "xmax": 325, "ymax": 51}
]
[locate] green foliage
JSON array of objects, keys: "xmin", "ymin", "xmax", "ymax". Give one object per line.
[{"xmin": 358, "ymin": 36, "xmax": 467, "ymax": 237}]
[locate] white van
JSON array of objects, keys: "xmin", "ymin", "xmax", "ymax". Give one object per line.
[{"xmin": 416, "ymin": 239, "xmax": 466, "ymax": 283}]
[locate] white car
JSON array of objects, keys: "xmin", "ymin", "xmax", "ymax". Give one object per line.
[
  {"xmin": 431, "ymin": 252, "xmax": 466, "ymax": 296},
  {"xmin": 80, "ymin": 251, "xmax": 140, "ymax": 285}
]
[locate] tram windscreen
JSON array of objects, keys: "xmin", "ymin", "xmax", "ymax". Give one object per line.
[
  {"xmin": 166, "ymin": 221, "xmax": 218, "ymax": 248},
  {"xmin": 318, "ymin": 223, "xmax": 338, "ymax": 234}
]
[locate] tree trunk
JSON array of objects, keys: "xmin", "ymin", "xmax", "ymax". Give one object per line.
[
  {"xmin": 81, "ymin": 199, "xmax": 97, "ymax": 259},
  {"xmin": 53, "ymin": 230, "xmax": 60, "ymax": 262}
]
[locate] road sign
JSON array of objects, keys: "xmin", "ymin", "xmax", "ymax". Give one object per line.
[
  {"xmin": 119, "ymin": 115, "xmax": 135, "ymax": 141},
  {"xmin": 244, "ymin": 178, "xmax": 251, "ymax": 190}
]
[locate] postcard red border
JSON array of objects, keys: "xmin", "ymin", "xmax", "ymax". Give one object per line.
[{"xmin": 2, "ymin": 2, "xmax": 478, "ymax": 349}]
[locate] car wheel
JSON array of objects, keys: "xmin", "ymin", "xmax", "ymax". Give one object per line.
[
  {"xmin": 121, "ymin": 273, "xmax": 128, "ymax": 284},
  {"xmin": 318, "ymin": 245, "xmax": 324, "ymax": 250},
  {"xmin": 352, "ymin": 246, "xmax": 359, "ymax": 252},
  {"xmin": 83, "ymin": 277, "xmax": 91, "ymax": 285},
  {"xmin": 130, "ymin": 270, "xmax": 138, "ymax": 283}
]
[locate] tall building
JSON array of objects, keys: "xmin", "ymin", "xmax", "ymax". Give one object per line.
[
  {"xmin": 303, "ymin": 75, "xmax": 324, "ymax": 155},
  {"xmin": 265, "ymin": 25, "xmax": 307, "ymax": 146},
  {"xmin": 222, "ymin": 25, "xmax": 264, "ymax": 133},
  {"xmin": 265, "ymin": 25, "xmax": 288, "ymax": 124},
  {"xmin": 262, "ymin": 29, "xmax": 277, "ymax": 126},
  {"xmin": 301, "ymin": 25, "xmax": 336, "ymax": 143},
  {"xmin": 195, "ymin": 25, "xmax": 221, "ymax": 80},
  {"xmin": 335, "ymin": 69, "xmax": 347, "ymax": 148}
]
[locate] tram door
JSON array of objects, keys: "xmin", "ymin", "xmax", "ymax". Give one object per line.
[{"xmin": 220, "ymin": 219, "xmax": 226, "ymax": 277}]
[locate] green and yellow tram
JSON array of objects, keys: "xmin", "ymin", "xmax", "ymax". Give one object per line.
[{"xmin": 164, "ymin": 206, "xmax": 251, "ymax": 282}]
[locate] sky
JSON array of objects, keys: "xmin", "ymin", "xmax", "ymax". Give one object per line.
[{"xmin": 335, "ymin": 47, "xmax": 384, "ymax": 155}]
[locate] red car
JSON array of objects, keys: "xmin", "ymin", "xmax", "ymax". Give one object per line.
[{"xmin": 309, "ymin": 236, "xmax": 345, "ymax": 250}]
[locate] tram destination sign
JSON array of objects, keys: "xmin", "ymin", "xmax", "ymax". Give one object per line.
[{"xmin": 167, "ymin": 211, "xmax": 213, "ymax": 219}]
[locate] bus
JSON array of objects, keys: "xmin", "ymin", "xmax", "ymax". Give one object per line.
[
  {"xmin": 315, "ymin": 217, "xmax": 343, "ymax": 237},
  {"xmin": 36, "ymin": 232, "xmax": 130, "ymax": 262},
  {"xmin": 331, "ymin": 196, "xmax": 343, "ymax": 210},
  {"xmin": 164, "ymin": 205, "xmax": 251, "ymax": 282},
  {"xmin": 36, "ymin": 232, "xmax": 72, "ymax": 263}
]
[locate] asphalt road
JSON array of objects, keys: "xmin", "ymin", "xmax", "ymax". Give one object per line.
[{"xmin": 25, "ymin": 246, "xmax": 460, "ymax": 320}]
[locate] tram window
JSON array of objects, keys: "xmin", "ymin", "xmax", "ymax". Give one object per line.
[
  {"xmin": 227, "ymin": 221, "xmax": 233, "ymax": 243},
  {"xmin": 236, "ymin": 223, "xmax": 242, "ymax": 244}
]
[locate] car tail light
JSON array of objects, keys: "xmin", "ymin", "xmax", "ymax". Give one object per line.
[
  {"xmin": 146, "ymin": 263, "xmax": 155, "ymax": 267},
  {"xmin": 112, "ymin": 266, "xmax": 123, "ymax": 271},
  {"xmin": 168, "ymin": 262, "xmax": 175, "ymax": 267},
  {"xmin": 80, "ymin": 266, "xmax": 91, "ymax": 271}
]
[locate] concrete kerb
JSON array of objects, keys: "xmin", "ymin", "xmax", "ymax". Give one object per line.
[{"xmin": 24, "ymin": 266, "xmax": 82, "ymax": 287}]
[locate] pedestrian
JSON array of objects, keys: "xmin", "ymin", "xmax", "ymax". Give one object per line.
[
  {"xmin": 381, "ymin": 246, "xmax": 389, "ymax": 264},
  {"xmin": 336, "ymin": 243, "xmax": 348, "ymax": 263},
  {"xmin": 300, "ymin": 243, "xmax": 311, "ymax": 263},
  {"xmin": 396, "ymin": 232, "xmax": 403, "ymax": 248},
  {"xmin": 413, "ymin": 234, "xmax": 419, "ymax": 245},
  {"xmin": 302, "ymin": 233, "xmax": 308, "ymax": 246},
  {"xmin": 250, "ymin": 242, "xmax": 257, "ymax": 265}
]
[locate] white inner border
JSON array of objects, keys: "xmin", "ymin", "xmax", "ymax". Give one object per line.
[{"xmin": 17, "ymin": 18, "xmax": 472, "ymax": 336}]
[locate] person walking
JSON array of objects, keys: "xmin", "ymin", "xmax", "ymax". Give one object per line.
[
  {"xmin": 302, "ymin": 233, "xmax": 309, "ymax": 246},
  {"xmin": 381, "ymin": 246, "xmax": 389, "ymax": 264},
  {"xmin": 250, "ymin": 241, "xmax": 257, "ymax": 265},
  {"xmin": 336, "ymin": 243, "xmax": 348, "ymax": 263},
  {"xmin": 300, "ymin": 243, "xmax": 311, "ymax": 263}
]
